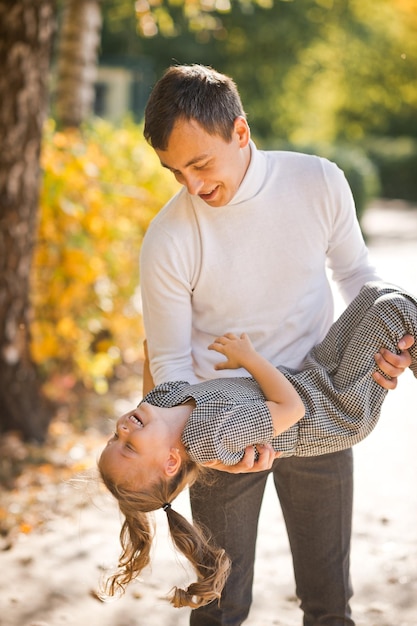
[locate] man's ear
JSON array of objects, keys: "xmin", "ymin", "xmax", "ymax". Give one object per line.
[
  {"xmin": 163, "ymin": 447, "xmax": 182, "ymax": 478},
  {"xmin": 233, "ymin": 116, "xmax": 250, "ymax": 148}
]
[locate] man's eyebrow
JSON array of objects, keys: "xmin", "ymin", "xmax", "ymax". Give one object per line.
[{"xmin": 160, "ymin": 154, "xmax": 210, "ymax": 170}]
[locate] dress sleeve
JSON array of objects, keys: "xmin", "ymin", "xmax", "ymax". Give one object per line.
[
  {"xmin": 182, "ymin": 400, "xmax": 274, "ymax": 465},
  {"xmin": 141, "ymin": 381, "xmax": 190, "ymax": 407}
]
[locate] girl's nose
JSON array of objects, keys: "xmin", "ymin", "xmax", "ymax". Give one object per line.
[{"xmin": 117, "ymin": 421, "xmax": 129, "ymax": 438}]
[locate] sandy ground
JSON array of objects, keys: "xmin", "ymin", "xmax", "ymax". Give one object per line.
[{"xmin": 1, "ymin": 200, "xmax": 416, "ymax": 626}]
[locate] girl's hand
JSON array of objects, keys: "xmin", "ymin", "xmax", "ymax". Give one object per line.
[{"xmin": 208, "ymin": 332, "xmax": 255, "ymax": 370}]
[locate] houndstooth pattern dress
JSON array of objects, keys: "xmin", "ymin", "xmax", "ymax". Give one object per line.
[{"xmin": 142, "ymin": 282, "xmax": 417, "ymax": 465}]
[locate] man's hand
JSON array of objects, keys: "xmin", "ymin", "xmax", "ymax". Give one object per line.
[
  {"xmin": 372, "ymin": 334, "xmax": 414, "ymax": 390},
  {"xmin": 202, "ymin": 444, "xmax": 280, "ymax": 473}
]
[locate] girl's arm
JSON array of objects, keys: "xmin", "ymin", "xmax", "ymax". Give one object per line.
[{"xmin": 208, "ymin": 333, "xmax": 305, "ymax": 436}]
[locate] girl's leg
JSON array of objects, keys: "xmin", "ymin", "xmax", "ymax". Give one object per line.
[
  {"xmin": 306, "ymin": 281, "xmax": 417, "ymax": 383},
  {"xmin": 293, "ymin": 282, "xmax": 417, "ymax": 456}
]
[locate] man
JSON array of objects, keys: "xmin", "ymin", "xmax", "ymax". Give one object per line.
[{"xmin": 140, "ymin": 64, "xmax": 413, "ymax": 626}]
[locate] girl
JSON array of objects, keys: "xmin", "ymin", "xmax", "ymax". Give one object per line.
[{"xmin": 98, "ymin": 281, "xmax": 417, "ymax": 609}]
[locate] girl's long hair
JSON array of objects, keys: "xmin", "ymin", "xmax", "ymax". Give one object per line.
[{"xmin": 98, "ymin": 457, "xmax": 231, "ymax": 608}]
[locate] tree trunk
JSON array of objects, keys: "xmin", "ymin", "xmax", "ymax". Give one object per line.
[
  {"xmin": 0, "ymin": 0, "xmax": 56, "ymax": 441},
  {"xmin": 54, "ymin": 0, "xmax": 102, "ymax": 127}
]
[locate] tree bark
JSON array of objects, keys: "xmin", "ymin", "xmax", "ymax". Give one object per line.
[
  {"xmin": 0, "ymin": 0, "xmax": 56, "ymax": 441},
  {"xmin": 54, "ymin": 0, "xmax": 102, "ymax": 127}
]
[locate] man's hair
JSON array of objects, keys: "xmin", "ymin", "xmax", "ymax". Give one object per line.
[{"xmin": 143, "ymin": 64, "xmax": 246, "ymax": 150}]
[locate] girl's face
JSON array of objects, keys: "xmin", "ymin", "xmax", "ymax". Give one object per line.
[{"xmin": 99, "ymin": 403, "xmax": 181, "ymax": 490}]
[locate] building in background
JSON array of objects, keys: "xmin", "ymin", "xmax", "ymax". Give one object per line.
[{"xmin": 94, "ymin": 59, "xmax": 154, "ymax": 123}]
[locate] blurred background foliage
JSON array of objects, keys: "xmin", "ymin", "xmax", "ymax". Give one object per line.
[
  {"xmin": 102, "ymin": 0, "xmax": 417, "ymax": 144},
  {"xmin": 99, "ymin": 0, "xmax": 417, "ymax": 202},
  {"xmin": 32, "ymin": 118, "xmax": 178, "ymax": 397},
  {"xmin": 33, "ymin": 0, "xmax": 417, "ymax": 403}
]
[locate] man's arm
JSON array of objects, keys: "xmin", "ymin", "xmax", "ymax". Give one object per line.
[
  {"xmin": 142, "ymin": 340, "xmax": 154, "ymax": 396},
  {"xmin": 140, "ymin": 216, "xmax": 198, "ymax": 385}
]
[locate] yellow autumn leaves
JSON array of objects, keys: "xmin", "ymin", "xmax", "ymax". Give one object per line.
[{"xmin": 31, "ymin": 118, "xmax": 179, "ymax": 395}]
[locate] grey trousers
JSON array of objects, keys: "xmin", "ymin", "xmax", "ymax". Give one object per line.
[{"xmin": 190, "ymin": 449, "xmax": 355, "ymax": 626}]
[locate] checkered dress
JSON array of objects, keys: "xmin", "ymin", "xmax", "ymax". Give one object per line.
[{"xmin": 142, "ymin": 282, "xmax": 417, "ymax": 465}]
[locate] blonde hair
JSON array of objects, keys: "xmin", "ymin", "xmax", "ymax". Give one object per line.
[{"xmin": 98, "ymin": 457, "xmax": 231, "ymax": 608}]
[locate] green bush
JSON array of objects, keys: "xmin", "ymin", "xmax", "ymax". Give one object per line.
[{"xmin": 365, "ymin": 137, "xmax": 417, "ymax": 203}]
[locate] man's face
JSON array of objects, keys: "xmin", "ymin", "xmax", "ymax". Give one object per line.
[{"xmin": 155, "ymin": 116, "xmax": 251, "ymax": 207}]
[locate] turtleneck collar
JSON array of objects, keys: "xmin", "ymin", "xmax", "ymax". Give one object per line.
[{"xmin": 227, "ymin": 140, "xmax": 267, "ymax": 206}]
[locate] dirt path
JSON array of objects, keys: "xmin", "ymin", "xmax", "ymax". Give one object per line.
[{"xmin": 1, "ymin": 200, "xmax": 416, "ymax": 626}]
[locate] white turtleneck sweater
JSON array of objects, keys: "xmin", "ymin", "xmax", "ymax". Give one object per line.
[{"xmin": 140, "ymin": 141, "xmax": 379, "ymax": 385}]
